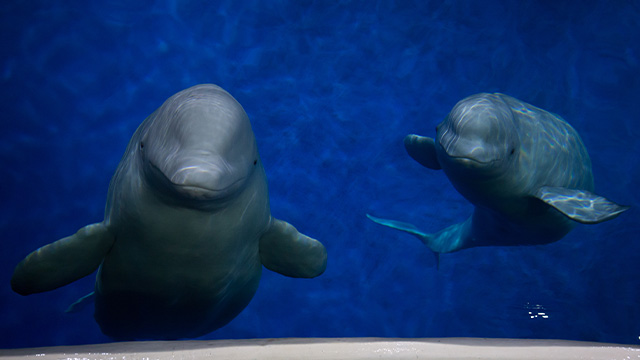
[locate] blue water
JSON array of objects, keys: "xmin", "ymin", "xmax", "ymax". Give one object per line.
[{"xmin": 1, "ymin": 0, "xmax": 639, "ymax": 349}]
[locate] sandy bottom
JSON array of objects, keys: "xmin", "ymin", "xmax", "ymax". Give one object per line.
[{"xmin": 1, "ymin": 338, "xmax": 639, "ymax": 360}]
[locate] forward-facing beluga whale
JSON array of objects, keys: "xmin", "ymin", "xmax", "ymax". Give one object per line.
[
  {"xmin": 368, "ymin": 93, "xmax": 628, "ymax": 262},
  {"xmin": 11, "ymin": 84, "xmax": 327, "ymax": 340}
]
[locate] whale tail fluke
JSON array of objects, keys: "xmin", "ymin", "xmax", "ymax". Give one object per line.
[{"xmin": 366, "ymin": 214, "xmax": 440, "ymax": 268}]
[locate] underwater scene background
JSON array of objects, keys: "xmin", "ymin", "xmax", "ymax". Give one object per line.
[{"xmin": 1, "ymin": 0, "xmax": 639, "ymax": 349}]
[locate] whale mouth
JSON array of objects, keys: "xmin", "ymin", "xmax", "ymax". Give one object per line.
[
  {"xmin": 448, "ymin": 155, "xmax": 501, "ymax": 167},
  {"xmin": 172, "ymin": 184, "xmax": 225, "ymax": 199},
  {"xmin": 438, "ymin": 136, "xmax": 503, "ymax": 169},
  {"xmin": 145, "ymin": 160, "xmax": 246, "ymax": 203},
  {"xmin": 438, "ymin": 134, "xmax": 500, "ymax": 164},
  {"xmin": 171, "ymin": 177, "xmax": 246, "ymax": 200},
  {"xmin": 440, "ymin": 148, "xmax": 505, "ymax": 179}
]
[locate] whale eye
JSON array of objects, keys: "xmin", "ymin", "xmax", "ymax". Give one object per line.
[
  {"xmin": 253, "ymin": 159, "xmax": 257, "ymax": 165},
  {"xmin": 140, "ymin": 141, "xmax": 145, "ymax": 150},
  {"xmin": 510, "ymin": 148, "xmax": 515, "ymax": 155}
]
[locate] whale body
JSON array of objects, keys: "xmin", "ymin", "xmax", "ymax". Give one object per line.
[
  {"xmin": 12, "ymin": 84, "xmax": 327, "ymax": 340},
  {"xmin": 369, "ymin": 93, "xmax": 628, "ymax": 258}
]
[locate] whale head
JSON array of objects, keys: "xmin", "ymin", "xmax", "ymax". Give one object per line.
[
  {"xmin": 139, "ymin": 84, "xmax": 258, "ymax": 203},
  {"xmin": 435, "ymin": 93, "xmax": 520, "ymax": 180}
]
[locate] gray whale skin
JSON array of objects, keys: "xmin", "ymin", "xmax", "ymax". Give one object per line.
[
  {"xmin": 12, "ymin": 84, "xmax": 327, "ymax": 340},
  {"xmin": 369, "ymin": 93, "xmax": 628, "ymax": 258}
]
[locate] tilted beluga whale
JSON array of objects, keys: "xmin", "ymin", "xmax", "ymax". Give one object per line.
[
  {"xmin": 368, "ymin": 93, "xmax": 628, "ymax": 262},
  {"xmin": 11, "ymin": 84, "xmax": 327, "ymax": 340}
]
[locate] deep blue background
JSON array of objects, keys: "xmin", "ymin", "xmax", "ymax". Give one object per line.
[{"xmin": 1, "ymin": 0, "xmax": 639, "ymax": 349}]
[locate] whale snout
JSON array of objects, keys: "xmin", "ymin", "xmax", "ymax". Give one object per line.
[
  {"xmin": 438, "ymin": 134, "xmax": 502, "ymax": 166},
  {"xmin": 169, "ymin": 165, "xmax": 245, "ymax": 200},
  {"xmin": 448, "ymin": 155, "xmax": 495, "ymax": 168},
  {"xmin": 145, "ymin": 158, "xmax": 248, "ymax": 203},
  {"xmin": 436, "ymin": 134, "xmax": 510, "ymax": 180}
]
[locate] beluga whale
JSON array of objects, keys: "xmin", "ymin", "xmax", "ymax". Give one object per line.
[
  {"xmin": 11, "ymin": 84, "xmax": 327, "ymax": 340},
  {"xmin": 368, "ymin": 93, "xmax": 628, "ymax": 261}
]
